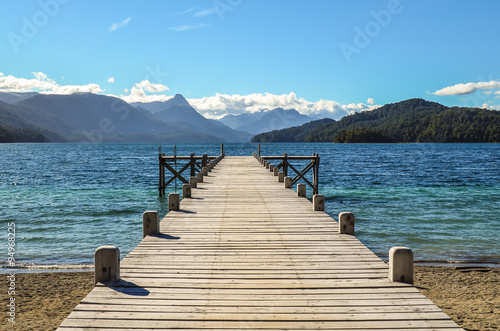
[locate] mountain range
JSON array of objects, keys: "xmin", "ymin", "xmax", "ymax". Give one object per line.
[
  {"xmin": 0, "ymin": 91, "xmax": 319, "ymax": 143},
  {"xmin": 219, "ymin": 108, "xmax": 316, "ymax": 135}
]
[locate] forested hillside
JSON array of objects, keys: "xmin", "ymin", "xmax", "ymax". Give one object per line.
[
  {"xmin": 251, "ymin": 118, "xmax": 334, "ymax": 142},
  {"xmin": 252, "ymin": 99, "xmax": 500, "ymax": 143}
]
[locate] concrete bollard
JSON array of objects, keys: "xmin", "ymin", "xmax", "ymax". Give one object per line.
[
  {"xmin": 202, "ymin": 167, "xmax": 208, "ymax": 176},
  {"xmin": 269, "ymin": 164, "xmax": 274, "ymax": 172},
  {"xmin": 197, "ymin": 172, "xmax": 203, "ymax": 183},
  {"xmin": 278, "ymin": 172, "xmax": 285, "ymax": 183},
  {"xmin": 265, "ymin": 162, "xmax": 270, "ymax": 169},
  {"xmin": 190, "ymin": 176, "xmax": 197, "ymax": 188},
  {"xmin": 313, "ymin": 194, "xmax": 325, "ymax": 211},
  {"xmin": 297, "ymin": 183, "xmax": 306, "ymax": 197},
  {"xmin": 168, "ymin": 193, "xmax": 180, "ymax": 211},
  {"xmin": 389, "ymin": 247, "xmax": 414, "ymax": 284},
  {"xmin": 284, "ymin": 176, "xmax": 292, "ymax": 189},
  {"xmin": 94, "ymin": 246, "xmax": 120, "ymax": 284},
  {"xmin": 183, "ymin": 183, "xmax": 191, "ymax": 199},
  {"xmin": 207, "ymin": 163, "xmax": 212, "ymax": 172},
  {"xmin": 142, "ymin": 211, "xmax": 159, "ymax": 238},
  {"xmin": 338, "ymin": 212, "xmax": 355, "ymax": 235},
  {"xmin": 274, "ymin": 167, "xmax": 279, "ymax": 176}
]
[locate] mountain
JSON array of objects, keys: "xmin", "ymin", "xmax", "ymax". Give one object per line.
[
  {"xmin": 10, "ymin": 93, "xmax": 229, "ymax": 143},
  {"xmin": 0, "ymin": 100, "xmax": 66, "ymax": 142},
  {"xmin": 0, "ymin": 92, "xmax": 39, "ymax": 104},
  {"xmin": 304, "ymin": 98, "xmax": 500, "ymax": 143},
  {"xmin": 135, "ymin": 94, "xmax": 252, "ymax": 142},
  {"xmin": 219, "ymin": 112, "xmax": 266, "ymax": 130},
  {"xmin": 251, "ymin": 118, "xmax": 335, "ymax": 142},
  {"xmin": 220, "ymin": 108, "xmax": 316, "ymax": 135}
]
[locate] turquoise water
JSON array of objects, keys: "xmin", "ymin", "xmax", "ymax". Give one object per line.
[{"xmin": 0, "ymin": 143, "xmax": 499, "ymax": 269}]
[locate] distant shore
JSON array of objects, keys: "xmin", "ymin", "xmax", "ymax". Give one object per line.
[{"xmin": 1, "ymin": 266, "xmax": 498, "ymax": 331}]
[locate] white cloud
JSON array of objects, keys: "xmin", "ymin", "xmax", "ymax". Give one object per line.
[
  {"xmin": 186, "ymin": 92, "xmax": 379, "ymax": 119},
  {"xmin": 109, "ymin": 17, "xmax": 131, "ymax": 32},
  {"xmin": 135, "ymin": 80, "xmax": 169, "ymax": 92},
  {"xmin": 176, "ymin": 8, "xmax": 198, "ymax": 15},
  {"xmin": 169, "ymin": 23, "xmax": 208, "ymax": 31},
  {"xmin": 107, "ymin": 77, "xmax": 115, "ymax": 83},
  {"xmin": 0, "ymin": 72, "xmax": 103, "ymax": 94},
  {"xmin": 119, "ymin": 80, "xmax": 170, "ymax": 103},
  {"xmin": 367, "ymin": 97, "xmax": 375, "ymax": 105},
  {"xmin": 194, "ymin": 8, "xmax": 216, "ymax": 17},
  {"xmin": 432, "ymin": 81, "xmax": 500, "ymax": 96}
]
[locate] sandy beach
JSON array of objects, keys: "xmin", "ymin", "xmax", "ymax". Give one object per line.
[{"xmin": 1, "ymin": 266, "xmax": 499, "ymax": 331}]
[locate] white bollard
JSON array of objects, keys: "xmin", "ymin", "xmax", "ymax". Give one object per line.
[
  {"xmin": 168, "ymin": 193, "xmax": 180, "ymax": 211},
  {"xmin": 183, "ymin": 183, "xmax": 191, "ymax": 199},
  {"xmin": 389, "ymin": 247, "xmax": 414, "ymax": 284},
  {"xmin": 284, "ymin": 176, "xmax": 292, "ymax": 189},
  {"xmin": 190, "ymin": 176, "xmax": 197, "ymax": 188},
  {"xmin": 297, "ymin": 183, "xmax": 306, "ymax": 197},
  {"xmin": 94, "ymin": 246, "xmax": 120, "ymax": 284},
  {"xmin": 313, "ymin": 194, "xmax": 325, "ymax": 211},
  {"xmin": 338, "ymin": 212, "xmax": 355, "ymax": 235},
  {"xmin": 197, "ymin": 172, "xmax": 203, "ymax": 183},
  {"xmin": 143, "ymin": 211, "xmax": 159, "ymax": 238}
]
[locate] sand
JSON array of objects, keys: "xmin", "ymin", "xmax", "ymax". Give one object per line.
[{"xmin": 1, "ymin": 266, "xmax": 499, "ymax": 331}]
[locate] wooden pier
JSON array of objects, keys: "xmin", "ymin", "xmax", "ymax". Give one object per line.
[{"xmin": 58, "ymin": 156, "xmax": 463, "ymax": 330}]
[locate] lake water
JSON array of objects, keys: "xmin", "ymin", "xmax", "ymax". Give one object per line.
[{"xmin": 0, "ymin": 142, "xmax": 499, "ymax": 271}]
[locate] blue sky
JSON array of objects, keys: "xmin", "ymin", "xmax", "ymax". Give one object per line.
[{"xmin": 1, "ymin": 0, "xmax": 499, "ymax": 119}]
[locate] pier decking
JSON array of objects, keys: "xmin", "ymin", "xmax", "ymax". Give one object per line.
[{"xmin": 58, "ymin": 156, "xmax": 462, "ymax": 330}]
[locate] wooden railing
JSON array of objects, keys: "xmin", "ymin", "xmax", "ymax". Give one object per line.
[
  {"xmin": 158, "ymin": 152, "xmax": 225, "ymax": 197},
  {"xmin": 253, "ymin": 152, "xmax": 320, "ymax": 195}
]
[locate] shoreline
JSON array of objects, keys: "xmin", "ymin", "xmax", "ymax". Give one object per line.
[
  {"xmin": 2, "ymin": 259, "xmax": 499, "ymax": 274},
  {"xmin": 1, "ymin": 266, "xmax": 498, "ymax": 331}
]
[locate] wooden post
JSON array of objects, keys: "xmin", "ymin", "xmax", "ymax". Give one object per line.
[
  {"xmin": 197, "ymin": 172, "xmax": 203, "ymax": 183},
  {"xmin": 94, "ymin": 246, "xmax": 120, "ymax": 284},
  {"xmin": 338, "ymin": 212, "xmax": 354, "ymax": 235},
  {"xmin": 269, "ymin": 164, "xmax": 274, "ymax": 172},
  {"xmin": 284, "ymin": 176, "xmax": 292, "ymax": 189},
  {"xmin": 158, "ymin": 153, "xmax": 162, "ymax": 197},
  {"xmin": 297, "ymin": 183, "xmax": 306, "ymax": 197},
  {"xmin": 282, "ymin": 153, "xmax": 288, "ymax": 177},
  {"xmin": 274, "ymin": 167, "xmax": 279, "ymax": 176},
  {"xmin": 278, "ymin": 172, "xmax": 285, "ymax": 183},
  {"xmin": 313, "ymin": 194, "xmax": 324, "ymax": 211},
  {"xmin": 265, "ymin": 162, "xmax": 270, "ymax": 169},
  {"xmin": 183, "ymin": 183, "xmax": 191, "ymax": 199},
  {"xmin": 221, "ymin": 144, "xmax": 224, "ymax": 155},
  {"xmin": 190, "ymin": 176, "xmax": 197, "ymax": 188},
  {"xmin": 258, "ymin": 144, "xmax": 261, "ymax": 156},
  {"xmin": 143, "ymin": 211, "xmax": 159, "ymax": 238},
  {"xmin": 190, "ymin": 153, "xmax": 196, "ymax": 177},
  {"xmin": 314, "ymin": 153, "xmax": 320, "ymax": 195},
  {"xmin": 202, "ymin": 167, "xmax": 208, "ymax": 176},
  {"xmin": 168, "ymin": 193, "xmax": 180, "ymax": 211},
  {"xmin": 389, "ymin": 247, "xmax": 414, "ymax": 284},
  {"xmin": 202, "ymin": 154, "xmax": 208, "ymax": 168}
]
